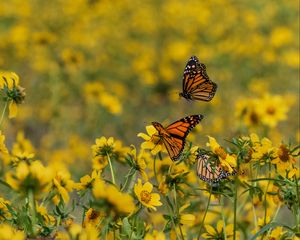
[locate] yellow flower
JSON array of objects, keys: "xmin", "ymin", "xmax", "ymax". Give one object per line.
[
  {"xmin": 99, "ymin": 92, "xmax": 122, "ymax": 115},
  {"xmin": 134, "ymin": 179, "xmax": 162, "ymax": 211},
  {"xmin": 0, "ymin": 131, "xmax": 9, "ymax": 156},
  {"xmin": 61, "ymin": 223, "xmax": 99, "ymax": 240},
  {"xmin": 75, "ymin": 170, "xmax": 101, "ymax": 190},
  {"xmin": 0, "ymin": 72, "xmax": 25, "ymax": 119},
  {"xmin": 144, "ymin": 230, "xmax": 166, "ymax": 240},
  {"xmin": 36, "ymin": 204, "xmax": 56, "ymax": 225},
  {"xmin": 5, "ymin": 161, "xmax": 53, "ymax": 198},
  {"xmin": 206, "ymin": 136, "xmax": 236, "ymax": 172},
  {"xmin": 0, "ymin": 224, "xmax": 25, "ymax": 240},
  {"xmin": 256, "ymin": 94, "xmax": 289, "ymax": 128},
  {"xmin": 179, "ymin": 203, "xmax": 196, "ymax": 227},
  {"xmin": 202, "ymin": 220, "xmax": 240, "ymax": 240},
  {"xmin": 271, "ymin": 144, "xmax": 296, "ymax": 177},
  {"xmin": 93, "ymin": 179, "xmax": 135, "ymax": 216},
  {"xmin": 251, "ymin": 135, "xmax": 275, "ymax": 164},
  {"xmin": 92, "ymin": 136, "xmax": 128, "ymax": 170},
  {"xmin": 84, "ymin": 82, "xmax": 104, "ymax": 103},
  {"xmin": 267, "ymin": 227, "xmax": 287, "ymax": 239},
  {"xmin": 0, "ymin": 197, "xmax": 11, "ymax": 221},
  {"xmin": 138, "ymin": 125, "xmax": 165, "ymax": 155},
  {"xmin": 83, "ymin": 208, "xmax": 103, "ymax": 227},
  {"xmin": 52, "ymin": 170, "xmax": 75, "ymax": 204},
  {"xmin": 130, "ymin": 145, "xmax": 150, "ymax": 181}
]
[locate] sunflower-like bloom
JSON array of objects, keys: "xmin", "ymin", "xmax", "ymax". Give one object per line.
[
  {"xmin": 0, "ymin": 223, "xmax": 25, "ymax": 240},
  {"xmin": 92, "ymin": 179, "xmax": 135, "ymax": 216},
  {"xmin": 92, "ymin": 136, "xmax": 129, "ymax": 170},
  {"xmin": 0, "ymin": 72, "xmax": 25, "ymax": 119},
  {"xmin": 5, "ymin": 161, "xmax": 53, "ymax": 198},
  {"xmin": 202, "ymin": 220, "xmax": 240, "ymax": 239},
  {"xmin": 134, "ymin": 179, "xmax": 162, "ymax": 211},
  {"xmin": 137, "ymin": 125, "xmax": 165, "ymax": 155},
  {"xmin": 206, "ymin": 136, "xmax": 236, "ymax": 173}
]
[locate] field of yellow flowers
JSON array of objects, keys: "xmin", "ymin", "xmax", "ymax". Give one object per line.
[{"xmin": 0, "ymin": 0, "xmax": 299, "ymax": 239}]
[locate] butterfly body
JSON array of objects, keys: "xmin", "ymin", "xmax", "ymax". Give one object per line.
[
  {"xmin": 179, "ymin": 56, "xmax": 217, "ymax": 102},
  {"xmin": 196, "ymin": 154, "xmax": 236, "ymax": 184},
  {"xmin": 152, "ymin": 115, "xmax": 203, "ymax": 161}
]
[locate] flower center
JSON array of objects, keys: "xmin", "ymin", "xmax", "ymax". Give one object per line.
[
  {"xmin": 266, "ymin": 106, "xmax": 276, "ymax": 115},
  {"xmin": 250, "ymin": 111, "xmax": 259, "ymax": 124},
  {"xmin": 89, "ymin": 210, "xmax": 100, "ymax": 220},
  {"xmin": 140, "ymin": 190, "xmax": 151, "ymax": 203},
  {"xmin": 215, "ymin": 147, "xmax": 227, "ymax": 160},
  {"xmin": 277, "ymin": 145, "xmax": 289, "ymax": 162}
]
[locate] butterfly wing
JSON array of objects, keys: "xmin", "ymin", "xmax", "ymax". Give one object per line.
[
  {"xmin": 196, "ymin": 154, "xmax": 236, "ymax": 184},
  {"xmin": 164, "ymin": 114, "xmax": 204, "ymax": 160},
  {"xmin": 181, "ymin": 56, "xmax": 217, "ymax": 101}
]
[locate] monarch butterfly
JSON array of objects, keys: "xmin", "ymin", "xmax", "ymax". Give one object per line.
[
  {"xmin": 152, "ymin": 115, "xmax": 204, "ymax": 161},
  {"xmin": 179, "ymin": 56, "xmax": 217, "ymax": 101},
  {"xmin": 196, "ymin": 153, "xmax": 236, "ymax": 184}
]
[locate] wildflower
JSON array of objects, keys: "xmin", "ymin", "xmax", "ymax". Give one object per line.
[
  {"xmin": 10, "ymin": 131, "xmax": 35, "ymax": 165},
  {"xmin": 0, "ymin": 132, "xmax": 8, "ymax": 155},
  {"xmin": 267, "ymin": 226, "xmax": 287, "ymax": 239},
  {"xmin": 235, "ymin": 98, "xmax": 261, "ymax": 127},
  {"xmin": 83, "ymin": 208, "xmax": 103, "ymax": 227},
  {"xmin": 99, "ymin": 92, "xmax": 123, "ymax": 114},
  {"xmin": 134, "ymin": 179, "xmax": 162, "ymax": 211},
  {"xmin": 92, "ymin": 136, "xmax": 128, "ymax": 170},
  {"xmin": 52, "ymin": 170, "xmax": 76, "ymax": 204},
  {"xmin": 0, "ymin": 72, "xmax": 25, "ymax": 119},
  {"xmin": 138, "ymin": 125, "xmax": 165, "ymax": 155},
  {"xmin": 0, "ymin": 223, "xmax": 25, "ymax": 240},
  {"xmin": 256, "ymin": 94, "xmax": 289, "ymax": 128},
  {"xmin": 179, "ymin": 203, "xmax": 196, "ymax": 227},
  {"xmin": 58, "ymin": 223, "xmax": 99, "ymax": 240},
  {"xmin": 129, "ymin": 145, "xmax": 150, "ymax": 181},
  {"xmin": 36, "ymin": 204, "xmax": 56, "ymax": 225},
  {"xmin": 61, "ymin": 48, "xmax": 84, "ymax": 70},
  {"xmin": 75, "ymin": 170, "xmax": 101, "ymax": 190},
  {"xmin": 84, "ymin": 82, "xmax": 104, "ymax": 103},
  {"xmin": 206, "ymin": 136, "xmax": 237, "ymax": 172},
  {"xmin": 251, "ymin": 134, "xmax": 275, "ymax": 164},
  {"xmin": 5, "ymin": 161, "xmax": 53, "ymax": 198},
  {"xmin": 144, "ymin": 230, "xmax": 166, "ymax": 240},
  {"xmin": 271, "ymin": 144, "xmax": 296, "ymax": 176},
  {"xmin": 0, "ymin": 198, "xmax": 11, "ymax": 221},
  {"xmin": 202, "ymin": 220, "xmax": 240, "ymax": 239},
  {"xmin": 93, "ymin": 179, "xmax": 135, "ymax": 216}
]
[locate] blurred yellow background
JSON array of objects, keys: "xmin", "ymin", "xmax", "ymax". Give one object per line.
[{"xmin": 1, "ymin": 0, "xmax": 299, "ymax": 174}]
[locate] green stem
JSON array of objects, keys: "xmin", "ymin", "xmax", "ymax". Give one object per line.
[
  {"xmin": 173, "ymin": 185, "xmax": 184, "ymax": 240},
  {"xmin": 264, "ymin": 163, "xmax": 271, "ymax": 225},
  {"xmin": 0, "ymin": 101, "xmax": 8, "ymax": 127},
  {"xmin": 121, "ymin": 168, "xmax": 136, "ymax": 192},
  {"xmin": 28, "ymin": 189, "xmax": 37, "ymax": 236},
  {"xmin": 266, "ymin": 205, "xmax": 281, "ymax": 237},
  {"xmin": 153, "ymin": 155, "xmax": 158, "ymax": 185},
  {"xmin": 197, "ymin": 186, "xmax": 212, "ymax": 240},
  {"xmin": 107, "ymin": 153, "xmax": 116, "ymax": 185},
  {"xmin": 233, "ymin": 173, "xmax": 238, "ymax": 240},
  {"xmin": 295, "ymin": 174, "xmax": 300, "ymax": 232},
  {"xmin": 221, "ymin": 196, "xmax": 227, "ymax": 240},
  {"xmin": 250, "ymin": 163, "xmax": 258, "ymax": 232},
  {"xmin": 164, "ymin": 196, "xmax": 181, "ymax": 240}
]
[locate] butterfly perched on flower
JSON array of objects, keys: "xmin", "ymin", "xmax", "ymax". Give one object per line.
[
  {"xmin": 196, "ymin": 153, "xmax": 236, "ymax": 184},
  {"xmin": 179, "ymin": 56, "xmax": 217, "ymax": 101},
  {"xmin": 152, "ymin": 115, "xmax": 203, "ymax": 161}
]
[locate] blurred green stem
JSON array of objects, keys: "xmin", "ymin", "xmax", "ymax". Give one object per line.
[
  {"xmin": 164, "ymin": 195, "xmax": 181, "ymax": 240},
  {"xmin": 107, "ymin": 153, "xmax": 116, "ymax": 185},
  {"xmin": 28, "ymin": 189, "xmax": 37, "ymax": 236},
  {"xmin": 250, "ymin": 163, "xmax": 258, "ymax": 232},
  {"xmin": 221, "ymin": 196, "xmax": 227, "ymax": 240},
  {"xmin": 0, "ymin": 101, "xmax": 8, "ymax": 127},
  {"xmin": 121, "ymin": 168, "xmax": 136, "ymax": 192},
  {"xmin": 197, "ymin": 186, "xmax": 212, "ymax": 240},
  {"xmin": 233, "ymin": 174, "xmax": 238, "ymax": 239},
  {"xmin": 173, "ymin": 185, "xmax": 184, "ymax": 240}
]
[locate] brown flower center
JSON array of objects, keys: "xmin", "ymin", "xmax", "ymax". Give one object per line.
[
  {"xmin": 89, "ymin": 210, "xmax": 100, "ymax": 220},
  {"xmin": 266, "ymin": 106, "xmax": 276, "ymax": 115},
  {"xmin": 250, "ymin": 111, "xmax": 259, "ymax": 124},
  {"xmin": 277, "ymin": 145, "xmax": 289, "ymax": 162},
  {"xmin": 140, "ymin": 190, "xmax": 151, "ymax": 203}
]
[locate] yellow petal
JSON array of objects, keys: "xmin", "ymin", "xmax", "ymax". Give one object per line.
[
  {"xmin": 141, "ymin": 141, "xmax": 155, "ymax": 150},
  {"xmin": 204, "ymin": 224, "xmax": 217, "ymax": 235},
  {"xmin": 137, "ymin": 132, "xmax": 151, "ymax": 141},
  {"xmin": 8, "ymin": 101, "xmax": 18, "ymax": 118},
  {"xmin": 146, "ymin": 125, "xmax": 157, "ymax": 136},
  {"xmin": 216, "ymin": 220, "xmax": 224, "ymax": 233},
  {"xmin": 143, "ymin": 181, "xmax": 153, "ymax": 192}
]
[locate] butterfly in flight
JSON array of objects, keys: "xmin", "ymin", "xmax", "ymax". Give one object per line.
[
  {"xmin": 152, "ymin": 115, "xmax": 203, "ymax": 161},
  {"xmin": 179, "ymin": 56, "xmax": 217, "ymax": 101},
  {"xmin": 196, "ymin": 153, "xmax": 236, "ymax": 184}
]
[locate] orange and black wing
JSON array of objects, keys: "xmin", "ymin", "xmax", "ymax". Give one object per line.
[
  {"xmin": 196, "ymin": 154, "xmax": 236, "ymax": 184},
  {"xmin": 180, "ymin": 56, "xmax": 217, "ymax": 101},
  {"xmin": 164, "ymin": 114, "xmax": 204, "ymax": 160}
]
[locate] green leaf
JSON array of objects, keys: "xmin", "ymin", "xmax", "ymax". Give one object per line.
[{"xmin": 122, "ymin": 217, "xmax": 132, "ymax": 236}]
